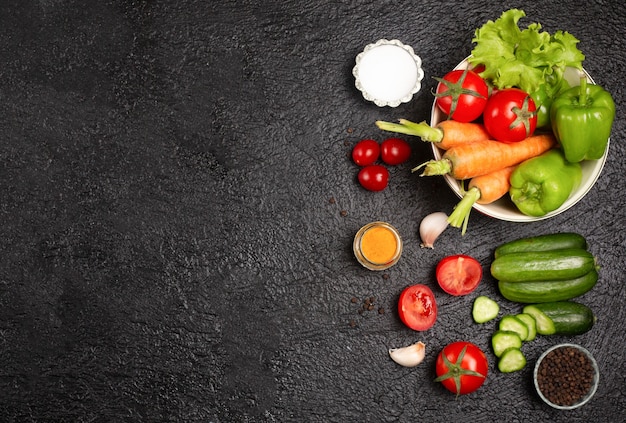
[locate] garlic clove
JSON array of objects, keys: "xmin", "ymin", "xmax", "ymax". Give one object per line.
[
  {"xmin": 419, "ymin": 212, "xmax": 449, "ymax": 248},
  {"xmin": 389, "ymin": 341, "xmax": 426, "ymax": 367}
]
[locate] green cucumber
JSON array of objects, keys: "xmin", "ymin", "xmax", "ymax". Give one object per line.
[
  {"xmin": 494, "ymin": 233, "xmax": 587, "ymax": 258},
  {"xmin": 522, "ymin": 301, "xmax": 595, "ymax": 336},
  {"xmin": 498, "ymin": 348, "xmax": 526, "ymax": 373},
  {"xmin": 492, "ymin": 330, "xmax": 522, "ymax": 357},
  {"xmin": 498, "ymin": 315, "xmax": 528, "ymax": 341},
  {"xmin": 490, "ymin": 248, "xmax": 596, "ymax": 282},
  {"xmin": 514, "ymin": 313, "xmax": 537, "ymax": 341},
  {"xmin": 472, "ymin": 296, "xmax": 500, "ymax": 323},
  {"xmin": 498, "ymin": 270, "xmax": 598, "ymax": 303}
]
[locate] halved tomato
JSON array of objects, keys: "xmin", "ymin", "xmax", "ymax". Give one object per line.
[
  {"xmin": 398, "ymin": 284, "xmax": 437, "ymax": 331},
  {"xmin": 436, "ymin": 254, "xmax": 483, "ymax": 296}
]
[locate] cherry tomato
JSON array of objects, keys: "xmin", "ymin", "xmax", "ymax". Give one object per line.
[
  {"xmin": 435, "ymin": 341, "xmax": 488, "ymax": 395},
  {"xmin": 434, "ymin": 68, "xmax": 489, "ymax": 122},
  {"xmin": 397, "ymin": 284, "xmax": 437, "ymax": 331},
  {"xmin": 352, "ymin": 139, "xmax": 380, "ymax": 166},
  {"xmin": 436, "ymin": 254, "xmax": 483, "ymax": 296},
  {"xmin": 380, "ymin": 138, "xmax": 411, "ymax": 165},
  {"xmin": 357, "ymin": 165, "xmax": 388, "ymax": 191},
  {"xmin": 483, "ymin": 88, "xmax": 538, "ymax": 142}
]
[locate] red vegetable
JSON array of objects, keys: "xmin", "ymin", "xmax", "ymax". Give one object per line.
[
  {"xmin": 435, "ymin": 341, "xmax": 488, "ymax": 395},
  {"xmin": 436, "ymin": 254, "xmax": 483, "ymax": 295},
  {"xmin": 483, "ymin": 88, "xmax": 537, "ymax": 142},
  {"xmin": 357, "ymin": 165, "xmax": 388, "ymax": 191},
  {"xmin": 398, "ymin": 284, "xmax": 437, "ymax": 331},
  {"xmin": 434, "ymin": 68, "xmax": 489, "ymax": 122},
  {"xmin": 380, "ymin": 138, "xmax": 411, "ymax": 165},
  {"xmin": 352, "ymin": 139, "xmax": 380, "ymax": 166}
]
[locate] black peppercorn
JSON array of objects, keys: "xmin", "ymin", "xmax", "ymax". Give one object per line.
[{"xmin": 536, "ymin": 345, "xmax": 596, "ymax": 408}]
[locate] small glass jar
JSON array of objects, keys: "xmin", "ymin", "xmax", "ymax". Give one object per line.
[
  {"xmin": 533, "ymin": 343, "xmax": 599, "ymax": 410},
  {"xmin": 353, "ymin": 221, "xmax": 403, "ymax": 271}
]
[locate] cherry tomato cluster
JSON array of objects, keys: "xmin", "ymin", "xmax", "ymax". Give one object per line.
[
  {"xmin": 351, "ymin": 137, "xmax": 411, "ymax": 191},
  {"xmin": 435, "ymin": 67, "xmax": 537, "ymax": 143}
]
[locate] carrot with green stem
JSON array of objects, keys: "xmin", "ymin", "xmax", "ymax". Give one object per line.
[
  {"xmin": 413, "ymin": 134, "xmax": 556, "ymax": 180},
  {"xmin": 376, "ymin": 119, "xmax": 490, "ymax": 150},
  {"xmin": 448, "ymin": 165, "xmax": 517, "ymax": 235}
]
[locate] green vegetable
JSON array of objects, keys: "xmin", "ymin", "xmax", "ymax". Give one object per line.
[
  {"xmin": 494, "ymin": 232, "xmax": 587, "ymax": 258},
  {"xmin": 530, "ymin": 85, "xmax": 559, "ymax": 128},
  {"xmin": 491, "ymin": 331, "xmax": 522, "ymax": 357},
  {"xmin": 497, "ymin": 348, "xmax": 526, "ymax": 373},
  {"xmin": 509, "ymin": 149, "xmax": 582, "ymax": 216},
  {"xmin": 522, "ymin": 301, "xmax": 595, "ymax": 335},
  {"xmin": 550, "ymin": 77, "xmax": 615, "ymax": 163},
  {"xmin": 491, "ymin": 248, "xmax": 596, "ymax": 282},
  {"xmin": 498, "ymin": 315, "xmax": 528, "ymax": 341},
  {"xmin": 514, "ymin": 313, "xmax": 537, "ymax": 341},
  {"xmin": 472, "ymin": 296, "xmax": 500, "ymax": 323},
  {"xmin": 469, "ymin": 9, "xmax": 585, "ymax": 98},
  {"xmin": 498, "ymin": 269, "xmax": 598, "ymax": 303}
]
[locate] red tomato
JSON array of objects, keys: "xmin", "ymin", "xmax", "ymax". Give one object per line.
[
  {"xmin": 435, "ymin": 341, "xmax": 488, "ymax": 395},
  {"xmin": 471, "ymin": 64, "xmax": 485, "ymax": 74},
  {"xmin": 436, "ymin": 254, "xmax": 483, "ymax": 296},
  {"xmin": 357, "ymin": 165, "xmax": 388, "ymax": 191},
  {"xmin": 352, "ymin": 139, "xmax": 380, "ymax": 166},
  {"xmin": 380, "ymin": 138, "xmax": 411, "ymax": 165},
  {"xmin": 434, "ymin": 68, "xmax": 488, "ymax": 122},
  {"xmin": 483, "ymin": 88, "xmax": 537, "ymax": 142},
  {"xmin": 397, "ymin": 284, "xmax": 437, "ymax": 331}
]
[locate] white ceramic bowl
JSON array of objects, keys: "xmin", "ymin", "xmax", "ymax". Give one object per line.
[
  {"xmin": 353, "ymin": 39, "xmax": 424, "ymax": 107},
  {"xmin": 431, "ymin": 57, "xmax": 609, "ymax": 222}
]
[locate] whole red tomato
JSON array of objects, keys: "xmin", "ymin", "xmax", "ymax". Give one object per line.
[
  {"xmin": 352, "ymin": 139, "xmax": 380, "ymax": 166},
  {"xmin": 397, "ymin": 284, "xmax": 437, "ymax": 331},
  {"xmin": 435, "ymin": 341, "xmax": 488, "ymax": 395},
  {"xmin": 483, "ymin": 88, "xmax": 537, "ymax": 142},
  {"xmin": 436, "ymin": 254, "xmax": 483, "ymax": 296},
  {"xmin": 357, "ymin": 165, "xmax": 388, "ymax": 191},
  {"xmin": 434, "ymin": 68, "xmax": 489, "ymax": 122},
  {"xmin": 380, "ymin": 138, "xmax": 411, "ymax": 165}
]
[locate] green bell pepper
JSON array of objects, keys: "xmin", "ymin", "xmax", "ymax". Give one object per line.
[
  {"xmin": 550, "ymin": 77, "xmax": 615, "ymax": 163},
  {"xmin": 530, "ymin": 86, "xmax": 553, "ymax": 129},
  {"xmin": 509, "ymin": 149, "xmax": 582, "ymax": 217}
]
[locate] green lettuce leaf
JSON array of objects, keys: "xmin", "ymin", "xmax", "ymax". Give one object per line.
[{"xmin": 469, "ymin": 9, "xmax": 585, "ymax": 96}]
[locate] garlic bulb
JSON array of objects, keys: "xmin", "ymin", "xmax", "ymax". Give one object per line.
[
  {"xmin": 419, "ymin": 212, "xmax": 449, "ymax": 248},
  {"xmin": 389, "ymin": 341, "xmax": 426, "ymax": 367}
]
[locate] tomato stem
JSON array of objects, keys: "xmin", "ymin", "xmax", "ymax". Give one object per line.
[
  {"xmin": 509, "ymin": 95, "xmax": 537, "ymax": 137},
  {"xmin": 433, "ymin": 68, "xmax": 486, "ymax": 119}
]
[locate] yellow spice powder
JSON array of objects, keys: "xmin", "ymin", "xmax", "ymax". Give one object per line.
[{"xmin": 360, "ymin": 226, "xmax": 398, "ymax": 264}]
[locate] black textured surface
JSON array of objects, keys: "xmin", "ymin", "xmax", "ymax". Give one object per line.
[{"xmin": 1, "ymin": 1, "xmax": 625, "ymax": 422}]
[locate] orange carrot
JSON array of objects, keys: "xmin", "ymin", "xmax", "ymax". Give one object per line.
[
  {"xmin": 472, "ymin": 165, "xmax": 517, "ymax": 205},
  {"xmin": 447, "ymin": 166, "xmax": 517, "ymax": 235},
  {"xmin": 376, "ymin": 119, "xmax": 490, "ymax": 150},
  {"xmin": 414, "ymin": 134, "xmax": 556, "ymax": 180}
]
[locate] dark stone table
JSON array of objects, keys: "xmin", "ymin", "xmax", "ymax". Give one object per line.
[{"xmin": 1, "ymin": 1, "xmax": 624, "ymax": 421}]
